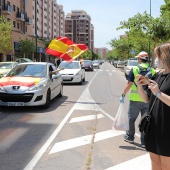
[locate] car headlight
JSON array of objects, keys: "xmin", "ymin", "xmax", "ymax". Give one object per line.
[
  {"xmin": 28, "ymin": 79, "xmax": 48, "ymax": 91},
  {"xmin": 75, "ymin": 71, "xmax": 80, "ymax": 76},
  {"xmin": 0, "ymin": 86, "xmax": 5, "ymax": 92}
]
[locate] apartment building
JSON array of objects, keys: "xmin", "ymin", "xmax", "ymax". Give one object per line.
[
  {"xmin": 94, "ymin": 47, "xmax": 109, "ymax": 59},
  {"xmin": 0, "ymin": 0, "xmax": 65, "ymax": 62},
  {"xmin": 65, "ymin": 10, "xmax": 94, "ymax": 51}
]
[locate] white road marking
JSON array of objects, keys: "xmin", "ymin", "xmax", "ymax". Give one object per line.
[
  {"xmin": 24, "ymin": 68, "xmax": 100, "ymax": 170},
  {"xmin": 69, "ymin": 114, "xmax": 104, "ymax": 123},
  {"xmin": 105, "ymin": 153, "xmax": 151, "ymax": 170},
  {"xmin": 49, "ymin": 129, "xmax": 125, "ymax": 154},
  {"xmin": 106, "ymin": 70, "xmax": 109, "ymax": 71}
]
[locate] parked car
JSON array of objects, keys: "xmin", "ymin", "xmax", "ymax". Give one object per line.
[
  {"xmin": 58, "ymin": 61, "xmax": 85, "ymax": 84},
  {"xmin": 115, "ymin": 60, "xmax": 125, "ymax": 68},
  {"xmin": 92, "ymin": 60, "xmax": 100, "ymax": 69},
  {"xmin": 0, "ymin": 62, "xmax": 63, "ymax": 108},
  {"xmin": 82, "ymin": 60, "xmax": 93, "ymax": 71},
  {"xmin": 15, "ymin": 58, "xmax": 33, "ymax": 63},
  {"xmin": 0, "ymin": 62, "xmax": 18, "ymax": 78},
  {"xmin": 124, "ymin": 58, "xmax": 139, "ymax": 78}
]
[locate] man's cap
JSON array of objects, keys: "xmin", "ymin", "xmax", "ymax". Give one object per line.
[{"xmin": 138, "ymin": 51, "xmax": 149, "ymax": 60}]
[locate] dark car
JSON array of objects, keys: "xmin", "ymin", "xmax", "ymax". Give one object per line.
[{"xmin": 82, "ymin": 60, "xmax": 93, "ymax": 71}]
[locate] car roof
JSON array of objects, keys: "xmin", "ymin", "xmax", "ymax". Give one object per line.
[
  {"xmin": 61, "ymin": 60, "xmax": 80, "ymax": 63},
  {"xmin": 0, "ymin": 61, "xmax": 18, "ymax": 63},
  {"xmin": 17, "ymin": 62, "xmax": 50, "ymax": 66}
]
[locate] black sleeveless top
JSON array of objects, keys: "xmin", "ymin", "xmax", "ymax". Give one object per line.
[{"xmin": 145, "ymin": 72, "xmax": 170, "ymax": 156}]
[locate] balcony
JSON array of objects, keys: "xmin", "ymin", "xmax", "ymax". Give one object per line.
[
  {"xmin": 2, "ymin": 5, "xmax": 12, "ymax": 15},
  {"xmin": 16, "ymin": 12, "xmax": 25, "ymax": 21},
  {"xmin": 26, "ymin": 17, "xmax": 32, "ymax": 25}
]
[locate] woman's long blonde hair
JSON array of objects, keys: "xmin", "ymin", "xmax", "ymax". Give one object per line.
[{"xmin": 154, "ymin": 42, "xmax": 170, "ymax": 69}]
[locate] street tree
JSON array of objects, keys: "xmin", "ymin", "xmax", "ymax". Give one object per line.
[
  {"xmin": 0, "ymin": 15, "xmax": 13, "ymax": 54},
  {"xmin": 18, "ymin": 37, "xmax": 35, "ymax": 58}
]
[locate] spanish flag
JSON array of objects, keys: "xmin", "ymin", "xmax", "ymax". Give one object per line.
[{"xmin": 45, "ymin": 36, "xmax": 88, "ymax": 62}]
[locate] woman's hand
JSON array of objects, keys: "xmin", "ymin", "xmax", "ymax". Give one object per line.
[
  {"xmin": 148, "ymin": 80, "xmax": 160, "ymax": 96},
  {"xmin": 136, "ymin": 75, "xmax": 148, "ymax": 86}
]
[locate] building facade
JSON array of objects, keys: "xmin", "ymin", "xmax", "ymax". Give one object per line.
[
  {"xmin": 0, "ymin": 0, "xmax": 65, "ymax": 62},
  {"xmin": 65, "ymin": 10, "xmax": 94, "ymax": 51},
  {"xmin": 94, "ymin": 47, "xmax": 109, "ymax": 59}
]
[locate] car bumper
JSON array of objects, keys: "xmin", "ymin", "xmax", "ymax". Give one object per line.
[
  {"xmin": 61, "ymin": 75, "xmax": 81, "ymax": 83},
  {"xmin": 0, "ymin": 88, "xmax": 47, "ymax": 106}
]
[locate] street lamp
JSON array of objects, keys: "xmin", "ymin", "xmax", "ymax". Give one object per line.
[{"xmin": 35, "ymin": 0, "xmax": 38, "ymax": 61}]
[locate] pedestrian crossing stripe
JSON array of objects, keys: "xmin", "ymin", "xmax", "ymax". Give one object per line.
[
  {"xmin": 49, "ymin": 130, "xmax": 125, "ymax": 154},
  {"xmin": 69, "ymin": 114, "xmax": 104, "ymax": 123}
]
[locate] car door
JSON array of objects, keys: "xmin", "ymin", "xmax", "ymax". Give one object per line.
[{"xmin": 49, "ymin": 64, "xmax": 60, "ymax": 98}]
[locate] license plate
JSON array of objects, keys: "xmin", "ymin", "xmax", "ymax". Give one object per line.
[
  {"xmin": 7, "ymin": 102, "xmax": 24, "ymax": 106},
  {"xmin": 63, "ymin": 77, "xmax": 71, "ymax": 80}
]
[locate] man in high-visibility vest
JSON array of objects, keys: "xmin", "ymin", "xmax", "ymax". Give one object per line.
[{"xmin": 120, "ymin": 51, "xmax": 156, "ymax": 148}]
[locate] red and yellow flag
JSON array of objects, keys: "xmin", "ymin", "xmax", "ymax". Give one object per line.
[
  {"xmin": 0, "ymin": 77, "xmax": 42, "ymax": 87},
  {"xmin": 45, "ymin": 36, "xmax": 88, "ymax": 62}
]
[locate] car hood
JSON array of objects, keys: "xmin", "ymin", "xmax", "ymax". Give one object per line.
[
  {"xmin": 0, "ymin": 76, "xmax": 42, "ymax": 87},
  {"xmin": 59, "ymin": 69, "xmax": 80, "ymax": 75}
]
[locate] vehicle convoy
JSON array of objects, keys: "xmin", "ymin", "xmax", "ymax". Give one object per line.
[
  {"xmin": 0, "ymin": 62, "xmax": 63, "ymax": 108},
  {"xmin": 58, "ymin": 61, "xmax": 85, "ymax": 84}
]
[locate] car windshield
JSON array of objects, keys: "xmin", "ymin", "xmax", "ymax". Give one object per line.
[
  {"xmin": 93, "ymin": 60, "xmax": 99, "ymax": 63},
  {"xmin": 0, "ymin": 63, "xmax": 13, "ymax": 69},
  {"xmin": 59, "ymin": 62, "xmax": 80, "ymax": 69},
  {"xmin": 7, "ymin": 64, "xmax": 47, "ymax": 77},
  {"xmin": 128, "ymin": 60, "xmax": 139, "ymax": 66},
  {"xmin": 83, "ymin": 60, "xmax": 91, "ymax": 65}
]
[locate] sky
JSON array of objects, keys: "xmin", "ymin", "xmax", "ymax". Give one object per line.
[{"xmin": 57, "ymin": 0, "xmax": 165, "ymax": 50}]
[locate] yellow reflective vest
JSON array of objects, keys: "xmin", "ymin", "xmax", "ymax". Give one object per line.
[{"xmin": 129, "ymin": 63, "xmax": 156, "ymax": 102}]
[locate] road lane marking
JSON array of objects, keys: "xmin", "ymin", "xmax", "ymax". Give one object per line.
[
  {"xmin": 105, "ymin": 153, "xmax": 150, "ymax": 170},
  {"xmin": 69, "ymin": 114, "xmax": 104, "ymax": 123},
  {"xmin": 49, "ymin": 129, "xmax": 125, "ymax": 154},
  {"xmin": 24, "ymin": 68, "xmax": 101, "ymax": 170}
]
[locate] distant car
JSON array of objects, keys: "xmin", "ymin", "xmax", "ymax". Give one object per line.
[
  {"xmin": 124, "ymin": 58, "xmax": 139, "ymax": 78},
  {"xmin": 92, "ymin": 60, "xmax": 100, "ymax": 69},
  {"xmin": 82, "ymin": 60, "xmax": 93, "ymax": 71},
  {"xmin": 115, "ymin": 60, "xmax": 125, "ymax": 68},
  {"xmin": 16, "ymin": 58, "xmax": 33, "ymax": 63},
  {"xmin": 0, "ymin": 62, "xmax": 63, "ymax": 108},
  {"xmin": 0, "ymin": 62, "xmax": 18, "ymax": 78},
  {"xmin": 58, "ymin": 61, "xmax": 85, "ymax": 84}
]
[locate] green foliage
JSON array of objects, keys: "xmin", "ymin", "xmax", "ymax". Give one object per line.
[
  {"xmin": 80, "ymin": 50, "xmax": 93, "ymax": 60},
  {"xmin": 18, "ymin": 37, "xmax": 35, "ymax": 57},
  {"xmin": 109, "ymin": 5, "xmax": 170, "ymax": 60},
  {"xmin": 0, "ymin": 15, "xmax": 13, "ymax": 53}
]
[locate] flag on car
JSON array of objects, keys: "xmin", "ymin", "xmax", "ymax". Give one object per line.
[{"xmin": 45, "ymin": 36, "xmax": 88, "ymax": 62}]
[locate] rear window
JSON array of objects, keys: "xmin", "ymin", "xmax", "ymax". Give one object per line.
[{"xmin": 128, "ymin": 60, "xmax": 139, "ymax": 66}]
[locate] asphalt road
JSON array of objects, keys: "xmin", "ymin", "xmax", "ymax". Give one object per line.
[{"xmin": 0, "ymin": 62, "xmax": 149, "ymax": 170}]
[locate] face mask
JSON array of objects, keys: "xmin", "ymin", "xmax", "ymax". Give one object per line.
[{"xmin": 154, "ymin": 57, "xmax": 164, "ymax": 69}]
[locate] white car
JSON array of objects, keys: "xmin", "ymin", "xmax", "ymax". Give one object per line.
[
  {"xmin": 124, "ymin": 58, "xmax": 139, "ymax": 78},
  {"xmin": 0, "ymin": 62, "xmax": 18, "ymax": 78},
  {"xmin": 58, "ymin": 61, "xmax": 85, "ymax": 84},
  {"xmin": 92, "ymin": 60, "xmax": 100, "ymax": 69},
  {"xmin": 0, "ymin": 62, "xmax": 63, "ymax": 108}
]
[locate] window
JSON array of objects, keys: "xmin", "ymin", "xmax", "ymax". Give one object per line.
[
  {"xmin": 13, "ymin": 21, "xmax": 16, "ymax": 27},
  {"xmin": 13, "ymin": 5, "xmax": 15, "ymax": 11},
  {"xmin": 17, "ymin": 22, "xmax": 20, "ymax": 29}
]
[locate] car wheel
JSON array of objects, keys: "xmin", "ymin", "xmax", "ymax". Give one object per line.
[
  {"xmin": 83, "ymin": 76, "xmax": 85, "ymax": 82},
  {"xmin": 57, "ymin": 84, "xmax": 63, "ymax": 97},
  {"xmin": 79, "ymin": 78, "xmax": 83, "ymax": 85},
  {"xmin": 44, "ymin": 89, "xmax": 51, "ymax": 109}
]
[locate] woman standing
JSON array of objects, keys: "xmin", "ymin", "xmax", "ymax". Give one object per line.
[{"xmin": 136, "ymin": 42, "xmax": 170, "ymax": 170}]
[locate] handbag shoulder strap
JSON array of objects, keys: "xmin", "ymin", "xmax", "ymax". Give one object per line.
[{"xmin": 148, "ymin": 73, "xmax": 170, "ymax": 114}]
